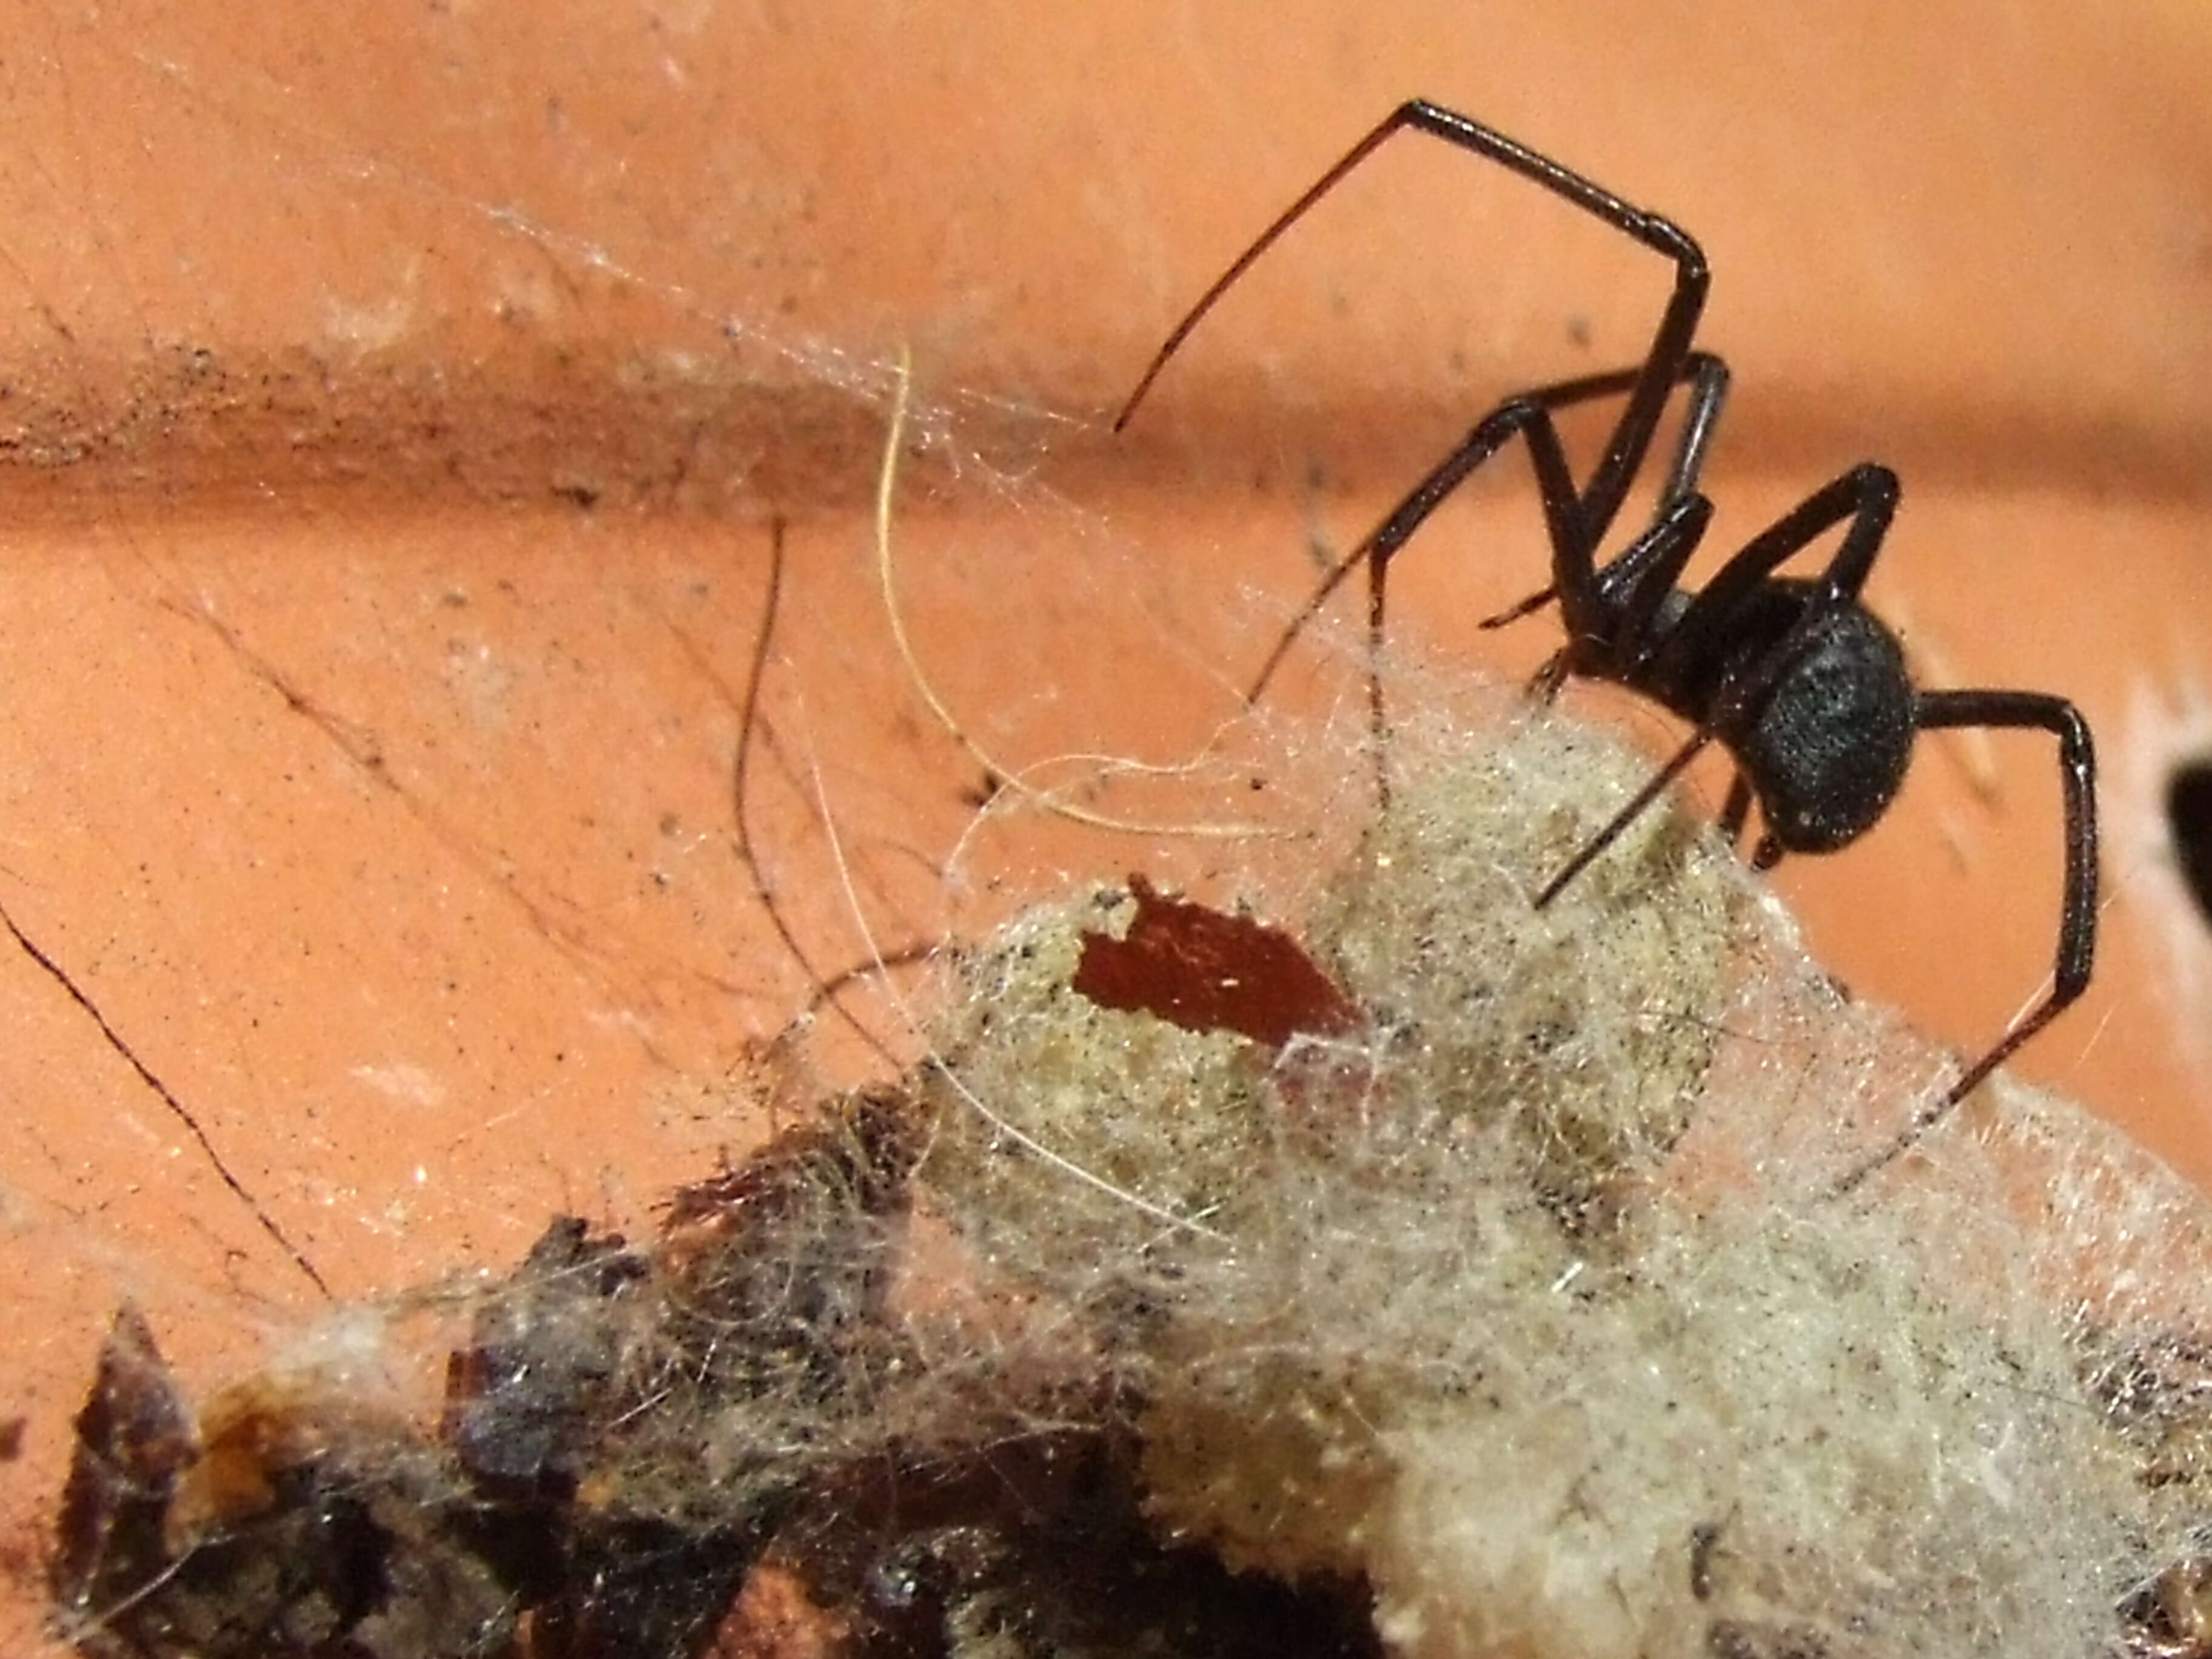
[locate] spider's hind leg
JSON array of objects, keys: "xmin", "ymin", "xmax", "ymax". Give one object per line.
[
  {"xmin": 1833, "ymin": 689, "xmax": 2097, "ymax": 1193},
  {"xmin": 1919, "ymin": 688, "xmax": 2098, "ymax": 1103}
]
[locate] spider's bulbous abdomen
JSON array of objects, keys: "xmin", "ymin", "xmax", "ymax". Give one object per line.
[{"xmin": 1734, "ymin": 606, "xmax": 1915, "ymax": 854}]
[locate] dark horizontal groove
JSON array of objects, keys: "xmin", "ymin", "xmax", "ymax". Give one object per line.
[
  {"xmin": 0, "ymin": 346, "xmax": 2200, "ymax": 525},
  {"xmin": 0, "ymin": 344, "xmax": 919, "ymax": 525}
]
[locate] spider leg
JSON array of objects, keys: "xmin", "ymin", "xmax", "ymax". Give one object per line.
[
  {"xmin": 1518, "ymin": 483, "xmax": 1712, "ymax": 706},
  {"xmin": 1718, "ymin": 773, "xmax": 1755, "ymax": 848},
  {"xmin": 1596, "ymin": 490, "xmax": 1717, "ymax": 660},
  {"xmin": 1526, "ymin": 687, "xmax": 1782, "ymax": 905},
  {"xmin": 1481, "ymin": 351, "xmax": 1732, "ymax": 628},
  {"xmin": 1644, "ymin": 463, "xmax": 1900, "ymax": 699},
  {"xmin": 1248, "ymin": 384, "xmax": 1575, "ymax": 709},
  {"xmin": 1527, "ymin": 647, "xmax": 1572, "ymax": 704},
  {"xmin": 1247, "ymin": 354, "xmax": 1726, "ymax": 711},
  {"xmin": 1121, "ymin": 99, "xmax": 1718, "ymax": 775},
  {"xmin": 1238, "ymin": 394, "xmax": 1574, "ymax": 700},
  {"xmin": 1834, "ymin": 690, "xmax": 2097, "ymax": 1191},
  {"xmin": 1339, "ymin": 395, "xmax": 1578, "ymax": 797},
  {"xmin": 1116, "ymin": 100, "xmax": 1711, "ymax": 551},
  {"xmin": 1476, "ymin": 586, "xmax": 1568, "ymax": 631},
  {"xmin": 1353, "ymin": 414, "xmax": 1714, "ymax": 805},
  {"xmin": 1534, "ymin": 726, "xmax": 1720, "ymax": 905}
]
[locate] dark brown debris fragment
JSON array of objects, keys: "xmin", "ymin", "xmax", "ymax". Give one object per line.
[
  {"xmin": 53, "ymin": 1305, "xmax": 516, "ymax": 1659},
  {"xmin": 52, "ymin": 1304, "xmax": 198, "ymax": 1650}
]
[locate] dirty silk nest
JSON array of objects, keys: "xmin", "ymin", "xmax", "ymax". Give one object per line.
[{"xmin": 51, "ymin": 710, "xmax": 2212, "ymax": 1659}]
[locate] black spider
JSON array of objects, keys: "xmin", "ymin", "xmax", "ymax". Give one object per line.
[{"xmin": 1114, "ymin": 101, "xmax": 2097, "ymax": 1181}]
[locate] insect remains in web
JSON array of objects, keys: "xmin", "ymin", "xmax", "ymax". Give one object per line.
[{"xmin": 1114, "ymin": 98, "xmax": 2100, "ymax": 1185}]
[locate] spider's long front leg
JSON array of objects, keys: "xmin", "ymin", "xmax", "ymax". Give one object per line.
[
  {"xmin": 1113, "ymin": 98, "xmax": 1723, "ymax": 796},
  {"xmin": 1118, "ymin": 100, "xmax": 1712, "ymax": 538}
]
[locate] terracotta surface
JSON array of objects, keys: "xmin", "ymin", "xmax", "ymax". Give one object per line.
[{"xmin": 4, "ymin": 4, "xmax": 2212, "ymax": 1651}]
